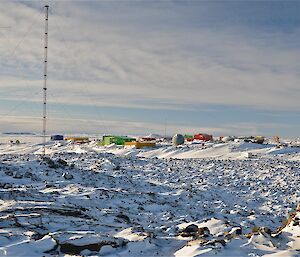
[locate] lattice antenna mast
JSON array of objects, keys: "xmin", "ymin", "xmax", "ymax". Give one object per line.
[{"xmin": 43, "ymin": 5, "xmax": 49, "ymax": 155}]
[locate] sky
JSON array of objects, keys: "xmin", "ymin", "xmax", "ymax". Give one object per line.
[{"xmin": 0, "ymin": 1, "xmax": 299, "ymax": 137}]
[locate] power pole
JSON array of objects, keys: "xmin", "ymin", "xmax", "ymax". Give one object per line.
[
  {"xmin": 43, "ymin": 5, "xmax": 49, "ymax": 155},
  {"xmin": 164, "ymin": 118, "xmax": 167, "ymax": 138}
]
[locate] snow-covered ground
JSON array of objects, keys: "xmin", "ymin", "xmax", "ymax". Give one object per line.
[{"xmin": 0, "ymin": 136, "xmax": 299, "ymax": 256}]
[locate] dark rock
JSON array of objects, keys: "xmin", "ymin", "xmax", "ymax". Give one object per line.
[
  {"xmin": 57, "ymin": 159, "xmax": 68, "ymax": 166},
  {"xmin": 59, "ymin": 239, "xmax": 128, "ymax": 255},
  {"xmin": 113, "ymin": 165, "xmax": 121, "ymax": 170},
  {"xmin": 43, "ymin": 157, "xmax": 58, "ymax": 168},
  {"xmin": 179, "ymin": 224, "xmax": 211, "ymax": 238},
  {"xmin": 5, "ymin": 170, "xmax": 13, "ymax": 176},
  {"xmin": 261, "ymin": 227, "xmax": 271, "ymax": 235},
  {"xmin": 215, "ymin": 239, "xmax": 226, "ymax": 246},
  {"xmin": 184, "ymin": 224, "xmax": 198, "ymax": 233},
  {"xmin": 60, "ymin": 242, "xmax": 104, "ymax": 254},
  {"xmin": 198, "ymin": 227, "xmax": 210, "ymax": 237},
  {"xmin": 203, "ymin": 239, "xmax": 226, "ymax": 247},
  {"xmin": 116, "ymin": 213, "xmax": 131, "ymax": 223},
  {"xmin": 235, "ymin": 227, "xmax": 242, "ymax": 235}
]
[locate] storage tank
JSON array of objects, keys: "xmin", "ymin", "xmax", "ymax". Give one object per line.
[
  {"xmin": 172, "ymin": 134, "xmax": 184, "ymax": 146},
  {"xmin": 254, "ymin": 136, "xmax": 265, "ymax": 144}
]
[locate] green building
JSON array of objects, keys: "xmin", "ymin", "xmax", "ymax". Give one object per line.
[{"xmin": 102, "ymin": 135, "xmax": 135, "ymax": 146}]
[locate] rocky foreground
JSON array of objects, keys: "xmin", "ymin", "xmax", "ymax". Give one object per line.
[{"xmin": 0, "ymin": 152, "xmax": 299, "ymax": 256}]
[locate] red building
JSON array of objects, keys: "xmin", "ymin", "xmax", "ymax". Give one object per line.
[
  {"xmin": 139, "ymin": 137, "xmax": 156, "ymax": 142},
  {"xmin": 193, "ymin": 133, "xmax": 213, "ymax": 141}
]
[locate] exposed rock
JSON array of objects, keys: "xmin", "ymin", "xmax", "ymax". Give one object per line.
[
  {"xmin": 179, "ymin": 224, "xmax": 210, "ymax": 238},
  {"xmin": 204, "ymin": 239, "xmax": 226, "ymax": 247},
  {"xmin": 184, "ymin": 224, "xmax": 198, "ymax": 233},
  {"xmin": 59, "ymin": 238, "xmax": 128, "ymax": 255},
  {"xmin": 116, "ymin": 213, "xmax": 131, "ymax": 223},
  {"xmin": 42, "ymin": 157, "xmax": 58, "ymax": 168},
  {"xmin": 57, "ymin": 159, "xmax": 68, "ymax": 166},
  {"xmin": 261, "ymin": 226, "xmax": 272, "ymax": 235},
  {"xmin": 198, "ymin": 227, "xmax": 210, "ymax": 237}
]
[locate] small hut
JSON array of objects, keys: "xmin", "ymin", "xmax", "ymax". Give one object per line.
[
  {"xmin": 51, "ymin": 135, "xmax": 64, "ymax": 141},
  {"xmin": 194, "ymin": 133, "xmax": 213, "ymax": 141},
  {"xmin": 125, "ymin": 141, "xmax": 156, "ymax": 149},
  {"xmin": 65, "ymin": 137, "xmax": 89, "ymax": 143},
  {"xmin": 102, "ymin": 135, "xmax": 135, "ymax": 146}
]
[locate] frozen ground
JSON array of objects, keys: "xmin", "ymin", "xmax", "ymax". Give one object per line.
[{"xmin": 0, "ymin": 136, "xmax": 299, "ymax": 256}]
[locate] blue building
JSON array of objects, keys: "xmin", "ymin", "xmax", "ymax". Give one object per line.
[{"xmin": 50, "ymin": 135, "xmax": 64, "ymax": 141}]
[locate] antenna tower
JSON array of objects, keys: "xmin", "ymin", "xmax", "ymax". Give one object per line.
[{"xmin": 43, "ymin": 5, "xmax": 49, "ymax": 155}]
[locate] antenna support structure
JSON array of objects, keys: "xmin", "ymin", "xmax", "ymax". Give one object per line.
[{"xmin": 42, "ymin": 5, "xmax": 49, "ymax": 155}]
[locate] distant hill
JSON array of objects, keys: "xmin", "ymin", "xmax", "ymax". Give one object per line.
[{"xmin": 2, "ymin": 132, "xmax": 36, "ymax": 135}]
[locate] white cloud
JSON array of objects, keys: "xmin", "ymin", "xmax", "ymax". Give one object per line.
[
  {"xmin": 0, "ymin": 1, "xmax": 299, "ymax": 134},
  {"xmin": 0, "ymin": 114, "xmax": 293, "ymax": 137}
]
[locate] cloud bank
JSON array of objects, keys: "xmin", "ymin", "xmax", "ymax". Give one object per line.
[{"xmin": 0, "ymin": 1, "xmax": 299, "ymax": 136}]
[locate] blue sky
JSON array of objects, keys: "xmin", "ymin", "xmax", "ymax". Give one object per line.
[{"xmin": 0, "ymin": 1, "xmax": 299, "ymax": 137}]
